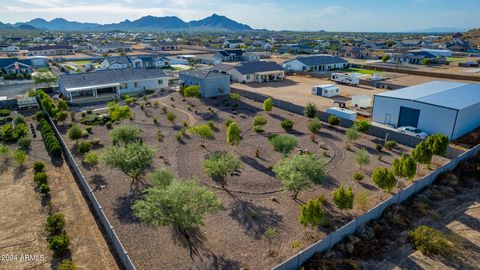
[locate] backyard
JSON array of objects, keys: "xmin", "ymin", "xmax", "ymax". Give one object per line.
[{"xmin": 55, "ymin": 89, "xmax": 449, "ymax": 269}]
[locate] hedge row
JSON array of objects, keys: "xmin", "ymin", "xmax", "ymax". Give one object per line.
[{"xmin": 37, "ymin": 112, "xmax": 62, "ymax": 158}]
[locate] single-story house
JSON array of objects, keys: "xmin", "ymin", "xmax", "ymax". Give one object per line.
[
  {"xmin": 283, "ymin": 55, "xmax": 349, "ymax": 72},
  {"xmin": 90, "ymin": 43, "xmax": 132, "ymax": 53},
  {"xmin": 179, "ymin": 70, "xmax": 230, "ymax": 98},
  {"xmin": 214, "ymin": 49, "xmax": 244, "ymax": 62},
  {"xmin": 27, "ymin": 45, "xmax": 75, "ymax": 56},
  {"xmin": 57, "ymin": 68, "xmax": 169, "ymax": 102},
  {"xmin": 372, "ymin": 81, "xmax": 480, "ymax": 140},
  {"xmin": 420, "ymin": 48, "xmax": 452, "ymax": 57},
  {"xmin": 224, "ymin": 40, "xmax": 244, "ymax": 48},
  {"xmin": 0, "ymin": 45, "xmax": 20, "ymax": 52},
  {"xmin": 278, "ymin": 44, "xmax": 315, "ymax": 54},
  {"xmin": 0, "ymin": 58, "xmax": 33, "ymax": 75},
  {"xmin": 196, "ymin": 54, "xmax": 222, "ymax": 66},
  {"xmin": 333, "ymin": 47, "xmax": 371, "ymax": 59},
  {"xmin": 251, "ymin": 41, "xmax": 272, "ymax": 50},
  {"xmin": 241, "ymin": 52, "xmax": 260, "ymax": 62},
  {"xmin": 214, "ymin": 61, "xmax": 285, "ymax": 83},
  {"xmin": 101, "ymin": 56, "xmax": 132, "ymax": 69},
  {"xmin": 145, "ymin": 42, "xmax": 180, "ymax": 51},
  {"xmin": 390, "ymin": 51, "xmax": 442, "ymax": 64}
]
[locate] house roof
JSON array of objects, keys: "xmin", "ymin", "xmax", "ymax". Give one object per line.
[
  {"xmin": 213, "ymin": 63, "xmax": 235, "ymax": 72},
  {"xmin": 290, "ymin": 55, "xmax": 348, "ymax": 66},
  {"xmin": 375, "ymin": 81, "xmax": 480, "ymax": 110},
  {"xmin": 104, "ymin": 56, "xmax": 131, "ymax": 65},
  {"xmin": 59, "ymin": 68, "xmax": 167, "ymax": 91},
  {"xmin": 180, "ymin": 70, "xmax": 230, "ymax": 79},
  {"xmin": 27, "ymin": 45, "xmax": 73, "ymax": 51},
  {"xmin": 0, "ymin": 58, "xmax": 32, "ymax": 69},
  {"xmin": 234, "ymin": 61, "xmax": 283, "ymax": 75}
]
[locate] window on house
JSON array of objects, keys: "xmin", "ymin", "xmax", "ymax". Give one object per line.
[
  {"xmin": 158, "ymin": 79, "xmax": 163, "ymax": 85},
  {"xmin": 134, "ymin": 82, "xmax": 139, "ymax": 88},
  {"xmin": 119, "ymin": 83, "xmax": 127, "ymax": 89}
]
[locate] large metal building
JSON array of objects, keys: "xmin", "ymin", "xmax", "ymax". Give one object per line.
[{"xmin": 372, "ymin": 81, "xmax": 480, "ymax": 140}]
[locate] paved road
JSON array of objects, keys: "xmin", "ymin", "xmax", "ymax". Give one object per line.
[{"xmin": 0, "ymin": 82, "xmax": 49, "ymax": 98}]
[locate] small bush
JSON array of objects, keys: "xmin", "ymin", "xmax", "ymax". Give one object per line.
[
  {"xmin": 58, "ymin": 259, "xmax": 77, "ymax": 270},
  {"xmin": 105, "ymin": 121, "xmax": 113, "ymax": 129},
  {"xmin": 0, "ymin": 109, "xmax": 10, "ymax": 117},
  {"xmin": 39, "ymin": 183, "xmax": 50, "ymax": 195},
  {"xmin": 304, "ymin": 102, "xmax": 317, "ymax": 118},
  {"xmin": 46, "ymin": 213, "xmax": 65, "ymax": 233},
  {"xmin": 353, "ymin": 172, "xmax": 364, "ymax": 181},
  {"xmin": 48, "ymin": 232, "xmax": 69, "ymax": 256},
  {"xmin": 328, "ymin": 115, "xmax": 340, "ymax": 126},
  {"xmin": 18, "ymin": 136, "xmax": 32, "ymax": 150},
  {"xmin": 408, "ymin": 225, "xmax": 451, "ymax": 256},
  {"xmin": 281, "ymin": 119, "xmax": 294, "ymax": 131},
  {"xmin": 253, "ymin": 125, "xmax": 264, "ymax": 133},
  {"xmin": 384, "ymin": 140, "xmax": 397, "ymax": 151},
  {"xmin": 269, "ymin": 134, "xmax": 298, "ymax": 156},
  {"xmin": 85, "ymin": 126, "xmax": 93, "ymax": 133},
  {"xmin": 175, "ymin": 132, "xmax": 183, "ymax": 142},
  {"xmin": 253, "ymin": 115, "xmax": 267, "ymax": 127},
  {"xmin": 375, "ymin": 144, "xmax": 383, "ymax": 152},
  {"xmin": 224, "ymin": 118, "xmax": 234, "ymax": 127},
  {"xmin": 207, "ymin": 120, "xmax": 215, "ymax": 129},
  {"xmin": 34, "ymin": 172, "xmax": 48, "ymax": 185},
  {"xmin": 33, "ymin": 161, "xmax": 45, "ymax": 173},
  {"xmin": 77, "ymin": 141, "xmax": 91, "ymax": 154},
  {"xmin": 308, "ymin": 118, "xmax": 322, "ymax": 133}
]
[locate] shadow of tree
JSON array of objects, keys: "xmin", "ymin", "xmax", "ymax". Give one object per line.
[
  {"xmin": 228, "ymin": 199, "xmax": 283, "ymax": 240},
  {"xmin": 170, "ymin": 226, "xmax": 206, "ymax": 260},
  {"xmin": 113, "ymin": 191, "xmax": 143, "ymax": 224},
  {"xmin": 90, "ymin": 174, "xmax": 108, "ymax": 191},
  {"xmin": 193, "ymin": 253, "xmax": 243, "ymax": 270},
  {"xmin": 240, "ymin": 155, "xmax": 275, "ymax": 177}
]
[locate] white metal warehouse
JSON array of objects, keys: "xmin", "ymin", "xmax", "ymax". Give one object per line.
[{"xmin": 372, "ymin": 81, "xmax": 480, "ymax": 140}]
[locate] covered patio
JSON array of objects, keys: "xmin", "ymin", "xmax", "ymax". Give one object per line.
[
  {"xmin": 254, "ymin": 71, "xmax": 285, "ymax": 83},
  {"xmin": 65, "ymin": 83, "xmax": 119, "ymax": 102}
]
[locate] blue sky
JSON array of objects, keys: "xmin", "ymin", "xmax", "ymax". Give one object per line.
[{"xmin": 0, "ymin": 0, "xmax": 478, "ymax": 31}]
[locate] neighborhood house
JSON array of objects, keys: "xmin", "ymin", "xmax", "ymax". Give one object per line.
[
  {"xmin": 179, "ymin": 70, "xmax": 231, "ymax": 98},
  {"xmin": 283, "ymin": 55, "xmax": 349, "ymax": 72}
]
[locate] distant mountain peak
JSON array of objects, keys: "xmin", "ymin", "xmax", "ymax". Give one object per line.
[{"xmin": 10, "ymin": 14, "xmax": 253, "ymax": 32}]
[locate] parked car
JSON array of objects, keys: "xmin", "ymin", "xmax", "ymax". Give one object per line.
[{"xmin": 397, "ymin": 126, "xmax": 428, "ymax": 139}]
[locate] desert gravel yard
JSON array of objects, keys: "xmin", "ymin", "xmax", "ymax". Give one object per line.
[{"xmin": 59, "ymin": 91, "xmax": 449, "ymax": 269}]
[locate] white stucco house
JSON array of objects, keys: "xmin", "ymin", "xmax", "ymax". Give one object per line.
[
  {"xmin": 283, "ymin": 55, "xmax": 349, "ymax": 72},
  {"xmin": 57, "ymin": 68, "xmax": 169, "ymax": 102},
  {"xmin": 214, "ymin": 61, "xmax": 285, "ymax": 83}
]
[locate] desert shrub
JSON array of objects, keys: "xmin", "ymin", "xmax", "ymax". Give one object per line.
[
  {"xmin": 189, "ymin": 124, "xmax": 214, "ymax": 140},
  {"xmin": 353, "ymin": 172, "xmax": 364, "ymax": 181},
  {"xmin": 376, "ymin": 144, "xmax": 383, "ymax": 152},
  {"xmin": 58, "ymin": 259, "xmax": 77, "ymax": 270},
  {"xmin": 207, "ymin": 120, "xmax": 215, "ymax": 129},
  {"xmin": 175, "ymin": 132, "xmax": 183, "ymax": 142},
  {"xmin": 384, "ymin": 140, "xmax": 397, "ymax": 150},
  {"xmin": 48, "ymin": 232, "xmax": 69, "ymax": 256},
  {"xmin": 45, "ymin": 213, "xmax": 65, "ymax": 233},
  {"xmin": 34, "ymin": 172, "xmax": 48, "ymax": 185},
  {"xmin": 281, "ymin": 119, "xmax": 294, "ymax": 131},
  {"xmin": 37, "ymin": 113, "xmax": 62, "ymax": 158},
  {"xmin": 105, "ymin": 121, "xmax": 113, "ymax": 129},
  {"xmin": 353, "ymin": 119, "xmax": 371, "ymax": 133},
  {"xmin": 183, "ymin": 86, "xmax": 201, "ymax": 97},
  {"xmin": 308, "ymin": 118, "xmax": 322, "ymax": 133},
  {"xmin": 0, "ymin": 109, "xmax": 10, "ymax": 117},
  {"xmin": 85, "ymin": 126, "xmax": 93, "ymax": 133},
  {"xmin": 253, "ymin": 125, "xmax": 264, "ymax": 133},
  {"xmin": 253, "ymin": 115, "xmax": 268, "ymax": 127},
  {"xmin": 204, "ymin": 151, "xmax": 243, "ymax": 186},
  {"xmin": 18, "ymin": 136, "xmax": 32, "ymax": 150},
  {"xmin": 303, "ymin": 102, "xmax": 317, "ymax": 118},
  {"xmin": 328, "ymin": 115, "xmax": 340, "ymax": 126},
  {"xmin": 33, "ymin": 161, "xmax": 45, "ymax": 173},
  {"xmin": 39, "ymin": 183, "xmax": 50, "ymax": 195},
  {"xmin": 226, "ymin": 121, "xmax": 241, "ymax": 145},
  {"xmin": 78, "ymin": 141, "xmax": 92, "ymax": 154},
  {"xmin": 408, "ymin": 225, "xmax": 451, "ymax": 256},
  {"xmin": 269, "ymin": 134, "xmax": 298, "ymax": 157}
]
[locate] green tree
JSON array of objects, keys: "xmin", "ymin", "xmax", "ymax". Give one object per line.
[
  {"xmin": 425, "ymin": 134, "xmax": 449, "ymax": 165},
  {"xmin": 281, "ymin": 119, "xmax": 294, "ymax": 131},
  {"xmin": 298, "ymin": 197, "xmax": 328, "ymax": 234},
  {"xmin": 57, "ymin": 100, "xmax": 69, "ymax": 112},
  {"xmin": 189, "ymin": 124, "xmax": 214, "ymax": 140},
  {"xmin": 273, "ymin": 154, "xmax": 326, "ymax": 199},
  {"xmin": 421, "ymin": 58, "xmax": 430, "ymax": 65},
  {"xmin": 183, "ymin": 85, "xmax": 201, "ymax": 97},
  {"xmin": 371, "ymin": 167, "xmax": 397, "ymax": 193},
  {"xmin": 46, "ymin": 213, "xmax": 66, "ymax": 233},
  {"xmin": 308, "ymin": 118, "xmax": 322, "ymax": 133},
  {"xmin": 58, "ymin": 259, "xmax": 77, "ymax": 270},
  {"xmin": 264, "ymin": 227, "xmax": 279, "ymax": 256},
  {"xmin": 345, "ymin": 128, "xmax": 360, "ymax": 149},
  {"xmin": 328, "ymin": 115, "xmax": 340, "ymax": 126},
  {"xmin": 204, "ymin": 151, "xmax": 243, "ymax": 187},
  {"xmin": 67, "ymin": 125, "xmax": 83, "ymax": 145},
  {"xmin": 353, "ymin": 119, "xmax": 371, "ymax": 133},
  {"xmin": 48, "ymin": 233, "xmax": 69, "ymax": 256},
  {"xmin": 382, "ymin": 54, "xmax": 391, "ymax": 62},
  {"xmin": 263, "ymin": 98, "xmax": 273, "ymax": 112},
  {"xmin": 109, "ymin": 125, "xmax": 142, "ymax": 145},
  {"xmin": 411, "ymin": 141, "xmax": 433, "ymax": 168},
  {"xmin": 253, "ymin": 115, "xmax": 267, "ymax": 127},
  {"xmin": 32, "ymin": 69, "xmax": 57, "ymax": 86},
  {"xmin": 391, "ymin": 153, "xmax": 417, "ymax": 182},
  {"xmin": 54, "ymin": 111, "xmax": 68, "ymax": 124},
  {"xmin": 84, "ymin": 151, "xmax": 100, "ymax": 173},
  {"xmin": 303, "ymin": 102, "xmax": 317, "ymax": 118},
  {"xmin": 102, "ymin": 141, "xmax": 155, "ymax": 189},
  {"xmin": 354, "ymin": 148, "xmax": 371, "ymax": 169},
  {"xmin": 132, "ymin": 173, "xmax": 223, "ymax": 236},
  {"xmin": 0, "ymin": 145, "xmax": 8, "ymax": 162},
  {"xmin": 226, "ymin": 121, "xmax": 241, "ymax": 145},
  {"xmin": 332, "ymin": 185, "xmax": 354, "ymax": 214},
  {"xmin": 269, "ymin": 134, "xmax": 298, "ymax": 157}
]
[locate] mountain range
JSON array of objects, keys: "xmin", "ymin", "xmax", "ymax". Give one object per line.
[{"xmin": 0, "ymin": 14, "xmax": 253, "ymax": 32}]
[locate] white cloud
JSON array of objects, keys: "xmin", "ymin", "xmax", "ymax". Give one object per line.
[
  {"xmin": 14, "ymin": 0, "xmax": 65, "ymax": 7},
  {"xmin": 318, "ymin": 5, "xmax": 353, "ymax": 17}
]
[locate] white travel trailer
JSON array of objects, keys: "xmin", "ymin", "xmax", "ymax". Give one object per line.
[
  {"xmin": 326, "ymin": 107, "xmax": 357, "ymax": 120},
  {"xmin": 351, "ymin": 95, "xmax": 372, "ymax": 108},
  {"xmin": 311, "ymin": 84, "xmax": 340, "ymax": 97},
  {"xmin": 331, "ymin": 73, "xmax": 360, "ymax": 86}
]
